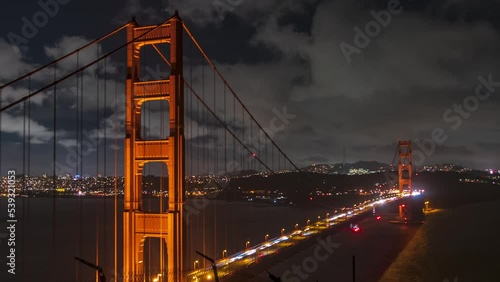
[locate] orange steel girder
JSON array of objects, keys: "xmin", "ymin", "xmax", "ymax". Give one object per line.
[
  {"xmin": 398, "ymin": 140, "xmax": 412, "ymax": 195},
  {"xmin": 123, "ymin": 15, "xmax": 185, "ymax": 282}
]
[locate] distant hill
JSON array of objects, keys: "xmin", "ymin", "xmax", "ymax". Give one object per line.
[
  {"xmin": 225, "ymin": 169, "xmax": 260, "ymax": 177},
  {"xmin": 301, "ymin": 161, "xmax": 390, "ymax": 175},
  {"xmin": 221, "ymin": 170, "xmax": 500, "ymax": 207}
]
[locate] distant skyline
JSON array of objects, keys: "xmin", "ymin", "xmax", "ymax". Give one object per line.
[
  {"xmin": 1, "ymin": 160, "xmax": 496, "ymax": 178},
  {"xmin": 1, "ymin": 0, "xmax": 500, "ymax": 175}
]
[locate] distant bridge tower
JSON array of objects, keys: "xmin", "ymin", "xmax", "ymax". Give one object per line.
[
  {"xmin": 398, "ymin": 140, "xmax": 412, "ymax": 195},
  {"xmin": 123, "ymin": 14, "xmax": 185, "ymax": 282},
  {"xmin": 398, "ymin": 140, "xmax": 412, "ymax": 221}
]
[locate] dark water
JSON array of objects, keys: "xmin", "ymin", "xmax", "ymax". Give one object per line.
[
  {"xmin": 380, "ymin": 200, "xmax": 500, "ymax": 282},
  {"xmin": 0, "ymin": 197, "xmax": 336, "ymax": 282}
]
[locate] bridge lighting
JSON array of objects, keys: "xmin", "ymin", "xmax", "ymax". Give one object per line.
[
  {"xmin": 222, "ymin": 249, "xmax": 227, "ymax": 259},
  {"xmin": 246, "ymin": 241, "xmax": 250, "ymax": 249},
  {"xmin": 265, "ymin": 234, "xmax": 269, "ymax": 242},
  {"xmin": 194, "ymin": 260, "xmax": 199, "ymax": 270},
  {"xmin": 281, "ymin": 228, "xmax": 285, "ymax": 236},
  {"xmin": 207, "ymin": 274, "xmax": 212, "ymax": 280},
  {"xmin": 295, "ymin": 223, "xmax": 299, "ymax": 230}
]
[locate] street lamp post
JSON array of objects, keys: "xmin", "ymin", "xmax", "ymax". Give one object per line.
[
  {"xmin": 265, "ymin": 234, "xmax": 269, "ymax": 242},
  {"xmin": 307, "ymin": 219, "xmax": 310, "ymax": 226},
  {"xmin": 246, "ymin": 241, "xmax": 250, "ymax": 249},
  {"xmin": 281, "ymin": 228, "xmax": 285, "ymax": 236},
  {"xmin": 194, "ymin": 260, "xmax": 199, "ymax": 270},
  {"xmin": 295, "ymin": 223, "xmax": 299, "ymax": 230},
  {"xmin": 222, "ymin": 250, "xmax": 227, "ymax": 259}
]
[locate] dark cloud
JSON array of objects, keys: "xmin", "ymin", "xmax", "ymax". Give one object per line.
[{"xmin": 300, "ymin": 155, "xmax": 330, "ymax": 164}]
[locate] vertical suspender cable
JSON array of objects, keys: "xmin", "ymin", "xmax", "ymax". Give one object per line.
[
  {"xmin": 188, "ymin": 58, "xmax": 193, "ymax": 263},
  {"xmin": 79, "ymin": 53, "xmax": 84, "ymax": 282},
  {"xmin": 52, "ymin": 62, "xmax": 57, "ymax": 282},
  {"xmin": 265, "ymin": 125, "xmax": 268, "ymax": 173},
  {"xmin": 21, "ymin": 80, "xmax": 26, "ymax": 281},
  {"xmin": 223, "ymin": 82, "xmax": 227, "ymax": 248},
  {"xmin": 146, "ymin": 83, "xmax": 151, "ymax": 279},
  {"xmin": 241, "ymin": 109, "xmax": 243, "ymax": 173},
  {"xmin": 213, "ymin": 68, "xmax": 217, "ymax": 259},
  {"xmin": 95, "ymin": 46, "xmax": 100, "ymax": 282},
  {"xmin": 250, "ymin": 119, "xmax": 253, "ymax": 171},
  {"xmin": 233, "ymin": 86, "xmax": 235, "ymax": 174},
  {"xmin": 75, "ymin": 52, "xmax": 80, "ymax": 282},
  {"xmin": 195, "ymin": 67, "xmax": 201, "ymax": 263},
  {"xmin": 196, "ymin": 66, "xmax": 200, "ymax": 177},
  {"xmin": 0, "ymin": 89, "xmax": 1, "ymax": 190},
  {"xmin": 273, "ymin": 143, "xmax": 276, "ymax": 179},
  {"xmin": 103, "ymin": 57, "xmax": 107, "ymax": 265},
  {"xmin": 113, "ymin": 78, "xmax": 118, "ymax": 282},
  {"xmin": 25, "ymin": 75, "xmax": 32, "ymax": 280},
  {"xmin": 202, "ymin": 62, "xmax": 206, "ymax": 267},
  {"xmin": 258, "ymin": 121, "xmax": 261, "ymax": 172},
  {"xmin": 160, "ymin": 71, "xmax": 165, "ymax": 279},
  {"xmin": 142, "ymin": 50, "xmax": 149, "ymax": 279}
]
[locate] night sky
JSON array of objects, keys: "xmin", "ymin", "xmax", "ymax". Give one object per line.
[{"xmin": 0, "ymin": 0, "xmax": 499, "ymax": 176}]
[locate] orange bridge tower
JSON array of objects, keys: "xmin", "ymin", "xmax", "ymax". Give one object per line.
[
  {"xmin": 398, "ymin": 140, "xmax": 412, "ymax": 195},
  {"xmin": 398, "ymin": 140, "xmax": 412, "ymax": 221},
  {"xmin": 123, "ymin": 14, "xmax": 185, "ymax": 282}
]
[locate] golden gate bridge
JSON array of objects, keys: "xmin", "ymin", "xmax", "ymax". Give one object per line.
[{"xmin": 0, "ymin": 12, "xmax": 412, "ymax": 282}]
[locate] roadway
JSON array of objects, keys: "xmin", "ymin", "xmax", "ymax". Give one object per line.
[
  {"xmin": 187, "ymin": 193, "xmax": 418, "ymax": 281},
  {"xmin": 242, "ymin": 209, "xmax": 422, "ymax": 282}
]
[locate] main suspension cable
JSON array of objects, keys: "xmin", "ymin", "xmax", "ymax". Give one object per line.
[
  {"xmin": 183, "ymin": 23, "xmax": 300, "ymax": 173},
  {"xmin": 0, "ymin": 23, "xmax": 130, "ymax": 90},
  {"xmin": 1, "ymin": 16, "xmax": 176, "ymax": 113},
  {"xmin": 184, "ymin": 82, "xmax": 276, "ymax": 175}
]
